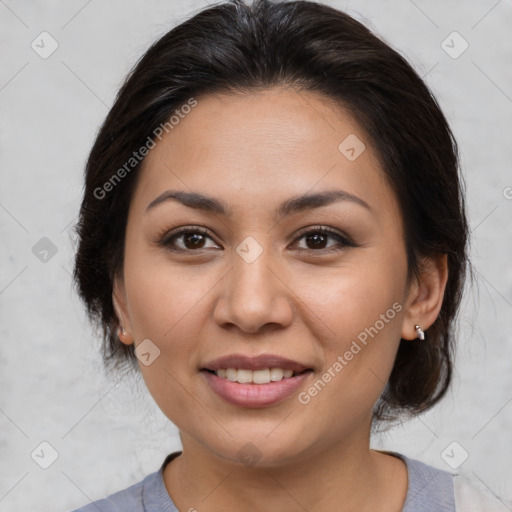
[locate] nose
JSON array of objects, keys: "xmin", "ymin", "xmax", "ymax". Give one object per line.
[{"xmin": 212, "ymin": 245, "xmax": 294, "ymax": 334}]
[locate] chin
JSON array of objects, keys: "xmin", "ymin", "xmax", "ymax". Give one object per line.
[{"xmin": 202, "ymin": 430, "xmax": 314, "ymax": 469}]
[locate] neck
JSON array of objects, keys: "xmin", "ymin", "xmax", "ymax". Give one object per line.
[{"xmin": 163, "ymin": 432, "xmax": 408, "ymax": 512}]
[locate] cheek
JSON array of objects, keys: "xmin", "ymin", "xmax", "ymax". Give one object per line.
[
  {"xmin": 123, "ymin": 244, "xmax": 211, "ymax": 340},
  {"xmin": 122, "ymin": 246, "xmax": 215, "ymax": 399},
  {"xmin": 299, "ymin": 249, "xmax": 407, "ymax": 344},
  {"xmin": 122, "ymin": 250, "xmax": 205, "ymax": 417},
  {"xmin": 294, "ymin": 246, "xmax": 407, "ymax": 413}
]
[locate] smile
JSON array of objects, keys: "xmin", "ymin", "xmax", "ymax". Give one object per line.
[
  {"xmin": 207, "ymin": 367, "xmax": 306, "ymax": 384},
  {"xmin": 201, "ymin": 369, "xmax": 313, "ymax": 408}
]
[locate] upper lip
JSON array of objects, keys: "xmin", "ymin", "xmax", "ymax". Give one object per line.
[{"xmin": 201, "ymin": 354, "xmax": 312, "ymax": 373}]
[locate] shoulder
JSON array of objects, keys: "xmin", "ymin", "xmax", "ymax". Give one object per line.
[
  {"xmin": 67, "ymin": 471, "xmax": 151, "ymax": 512},
  {"xmin": 67, "ymin": 451, "xmax": 181, "ymax": 512},
  {"xmin": 453, "ymin": 474, "xmax": 511, "ymax": 512},
  {"xmin": 390, "ymin": 451, "xmax": 510, "ymax": 512},
  {"xmin": 398, "ymin": 454, "xmax": 456, "ymax": 511}
]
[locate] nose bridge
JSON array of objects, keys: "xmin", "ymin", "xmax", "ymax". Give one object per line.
[
  {"xmin": 234, "ymin": 239, "xmax": 274, "ymax": 298},
  {"xmin": 213, "ymin": 236, "xmax": 294, "ymax": 332}
]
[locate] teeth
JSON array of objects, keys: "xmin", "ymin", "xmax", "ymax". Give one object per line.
[
  {"xmin": 253, "ymin": 369, "xmax": 270, "ymax": 384},
  {"xmin": 214, "ymin": 368, "xmax": 296, "ymax": 384},
  {"xmin": 226, "ymin": 368, "xmax": 237, "ymax": 381},
  {"xmin": 237, "ymin": 369, "xmax": 253, "ymax": 383}
]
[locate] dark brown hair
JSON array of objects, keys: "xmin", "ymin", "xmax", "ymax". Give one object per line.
[{"xmin": 73, "ymin": 0, "xmax": 469, "ymax": 422}]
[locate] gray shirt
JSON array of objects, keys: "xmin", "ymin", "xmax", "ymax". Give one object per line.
[{"xmin": 68, "ymin": 451, "xmax": 489, "ymax": 511}]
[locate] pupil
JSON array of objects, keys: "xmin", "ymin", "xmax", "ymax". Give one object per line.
[
  {"xmin": 185, "ymin": 233, "xmax": 204, "ymax": 248},
  {"xmin": 308, "ymin": 233, "xmax": 326, "ymax": 248}
]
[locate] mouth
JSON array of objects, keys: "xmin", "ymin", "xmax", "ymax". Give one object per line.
[
  {"xmin": 200, "ymin": 353, "xmax": 314, "ymax": 407},
  {"xmin": 201, "ymin": 367, "xmax": 312, "ymax": 384}
]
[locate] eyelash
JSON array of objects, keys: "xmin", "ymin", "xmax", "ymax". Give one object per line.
[{"xmin": 158, "ymin": 225, "xmax": 357, "ymax": 254}]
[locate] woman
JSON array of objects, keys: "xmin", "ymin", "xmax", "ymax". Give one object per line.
[{"xmin": 70, "ymin": 0, "xmax": 506, "ymax": 510}]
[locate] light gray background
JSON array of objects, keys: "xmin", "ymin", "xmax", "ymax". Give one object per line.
[{"xmin": 1, "ymin": 0, "xmax": 511, "ymax": 510}]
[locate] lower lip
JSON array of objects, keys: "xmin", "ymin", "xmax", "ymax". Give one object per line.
[{"xmin": 201, "ymin": 370, "xmax": 313, "ymax": 408}]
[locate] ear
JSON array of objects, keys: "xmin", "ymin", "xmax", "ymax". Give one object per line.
[
  {"xmin": 401, "ymin": 253, "xmax": 448, "ymax": 340},
  {"xmin": 112, "ymin": 275, "xmax": 134, "ymax": 346}
]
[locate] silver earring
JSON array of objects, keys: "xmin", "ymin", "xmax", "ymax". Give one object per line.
[
  {"xmin": 415, "ymin": 325, "xmax": 425, "ymax": 340},
  {"xmin": 119, "ymin": 325, "xmax": 127, "ymax": 336}
]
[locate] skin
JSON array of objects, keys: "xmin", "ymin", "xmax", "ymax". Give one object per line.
[{"xmin": 113, "ymin": 86, "xmax": 448, "ymax": 512}]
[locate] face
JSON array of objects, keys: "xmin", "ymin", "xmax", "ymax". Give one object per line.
[{"xmin": 113, "ymin": 86, "xmax": 428, "ymax": 467}]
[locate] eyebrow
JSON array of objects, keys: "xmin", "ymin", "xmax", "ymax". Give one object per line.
[{"xmin": 145, "ymin": 189, "xmax": 372, "ymax": 219}]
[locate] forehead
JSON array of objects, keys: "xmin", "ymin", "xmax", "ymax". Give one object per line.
[{"xmin": 132, "ymin": 87, "xmax": 399, "ymax": 223}]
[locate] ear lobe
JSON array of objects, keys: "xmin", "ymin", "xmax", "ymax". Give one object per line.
[
  {"xmin": 112, "ymin": 277, "xmax": 134, "ymax": 345},
  {"xmin": 401, "ymin": 253, "xmax": 448, "ymax": 340}
]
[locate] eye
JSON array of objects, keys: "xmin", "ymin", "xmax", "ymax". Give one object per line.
[
  {"xmin": 292, "ymin": 226, "xmax": 356, "ymax": 252},
  {"xmin": 158, "ymin": 225, "xmax": 356, "ymax": 253},
  {"xmin": 159, "ymin": 227, "xmax": 220, "ymax": 251}
]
